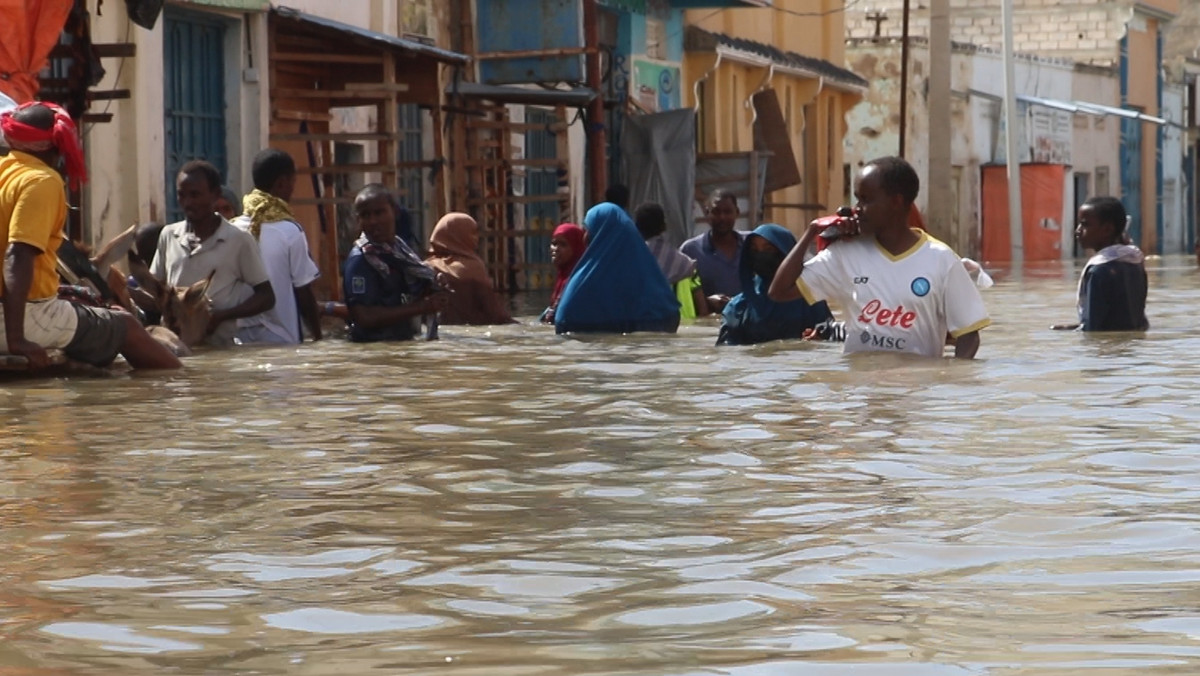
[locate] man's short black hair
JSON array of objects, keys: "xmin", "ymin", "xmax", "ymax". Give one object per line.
[
  {"xmin": 251, "ymin": 148, "xmax": 296, "ymax": 191},
  {"xmin": 1082, "ymin": 196, "xmax": 1127, "ymax": 234},
  {"xmin": 178, "ymin": 160, "xmax": 222, "ymax": 192},
  {"xmin": 633, "ymin": 202, "xmax": 666, "ymax": 240},
  {"xmin": 354, "ymin": 183, "xmax": 393, "ymax": 211},
  {"xmin": 864, "ymin": 156, "xmax": 920, "ymax": 204},
  {"xmin": 604, "ymin": 184, "xmax": 629, "ymax": 210}
]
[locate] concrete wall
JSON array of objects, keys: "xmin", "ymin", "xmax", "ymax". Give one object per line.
[
  {"xmin": 845, "ymin": 40, "xmax": 1124, "ymax": 258},
  {"xmin": 83, "ymin": 4, "xmax": 269, "ymax": 247},
  {"xmin": 844, "ymin": 0, "xmax": 1179, "ymax": 67},
  {"xmin": 682, "ymin": 0, "xmax": 857, "ymax": 229},
  {"xmin": 1162, "ymin": 84, "xmax": 1186, "ymax": 253}
]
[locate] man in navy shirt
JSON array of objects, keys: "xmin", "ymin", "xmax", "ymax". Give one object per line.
[
  {"xmin": 680, "ymin": 188, "xmax": 747, "ymax": 313},
  {"xmin": 342, "ymin": 184, "xmax": 447, "ymax": 342}
]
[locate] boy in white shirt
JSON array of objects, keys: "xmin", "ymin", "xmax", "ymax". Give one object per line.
[
  {"xmin": 232, "ymin": 149, "xmax": 322, "ymax": 344},
  {"xmin": 769, "ymin": 156, "xmax": 989, "ymax": 359}
]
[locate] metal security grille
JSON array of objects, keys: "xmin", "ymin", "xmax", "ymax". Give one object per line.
[
  {"xmin": 524, "ymin": 107, "xmax": 560, "ymax": 290},
  {"xmin": 397, "ymin": 103, "xmax": 425, "ymax": 246},
  {"xmin": 163, "ymin": 9, "xmax": 227, "ymax": 222}
]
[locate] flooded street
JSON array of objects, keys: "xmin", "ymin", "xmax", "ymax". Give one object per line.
[{"xmin": 4, "ymin": 256, "xmax": 1200, "ymax": 675}]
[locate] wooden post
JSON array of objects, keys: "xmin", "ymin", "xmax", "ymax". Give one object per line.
[
  {"xmin": 927, "ymin": 0, "xmax": 953, "ymax": 247},
  {"xmin": 899, "ymin": 0, "xmax": 911, "ymax": 157},
  {"xmin": 381, "ymin": 52, "xmax": 400, "ymax": 194},
  {"xmin": 431, "ymin": 101, "xmax": 447, "ymax": 216},
  {"xmin": 583, "ymin": 0, "xmax": 606, "ymax": 203}
]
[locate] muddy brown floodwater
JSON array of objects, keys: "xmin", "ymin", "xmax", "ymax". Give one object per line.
[{"xmin": 3, "ymin": 256, "xmax": 1200, "ymax": 675}]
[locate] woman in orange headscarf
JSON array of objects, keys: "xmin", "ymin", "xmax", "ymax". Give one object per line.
[{"xmin": 424, "ymin": 212, "xmax": 514, "ymax": 325}]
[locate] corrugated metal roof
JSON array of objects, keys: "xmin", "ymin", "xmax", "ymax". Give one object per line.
[
  {"xmin": 685, "ymin": 26, "xmax": 868, "ymax": 92},
  {"xmin": 272, "ymin": 6, "xmax": 469, "ymax": 65}
]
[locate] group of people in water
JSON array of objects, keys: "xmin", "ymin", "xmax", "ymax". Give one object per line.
[{"xmin": 0, "ymin": 100, "xmax": 1150, "ymax": 372}]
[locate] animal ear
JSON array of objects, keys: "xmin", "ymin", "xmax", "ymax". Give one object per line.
[
  {"xmin": 126, "ymin": 250, "xmax": 165, "ymax": 299},
  {"xmin": 92, "ymin": 223, "xmax": 139, "ymax": 278},
  {"xmin": 183, "ymin": 271, "xmax": 215, "ymax": 304}
]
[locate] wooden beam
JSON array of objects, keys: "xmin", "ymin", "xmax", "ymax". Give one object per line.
[
  {"xmin": 89, "ymin": 90, "xmax": 131, "ymax": 101},
  {"xmin": 269, "ymin": 132, "xmax": 396, "ymax": 142},
  {"xmin": 81, "ymin": 113, "xmax": 113, "ymax": 124},
  {"xmin": 345, "ymin": 82, "xmax": 410, "ymax": 92},
  {"xmin": 466, "ymin": 193, "xmax": 568, "ymax": 206},
  {"xmin": 464, "ymin": 158, "xmax": 566, "ymax": 168},
  {"xmin": 271, "ymin": 88, "xmax": 391, "ymax": 100},
  {"xmin": 271, "ymin": 51, "xmax": 383, "ymax": 64},
  {"xmin": 49, "ymin": 43, "xmax": 136, "ymax": 59},
  {"xmin": 273, "ymin": 109, "xmax": 333, "ymax": 122},
  {"xmin": 297, "ymin": 162, "xmax": 432, "ymax": 174}
]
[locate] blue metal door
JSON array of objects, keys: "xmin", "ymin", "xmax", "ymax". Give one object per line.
[
  {"xmin": 1120, "ymin": 117, "xmax": 1142, "ymax": 245},
  {"xmin": 525, "ymin": 108, "xmax": 560, "ymax": 290},
  {"xmin": 163, "ymin": 9, "xmax": 227, "ymax": 222}
]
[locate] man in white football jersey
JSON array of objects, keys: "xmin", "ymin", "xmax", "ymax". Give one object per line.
[{"xmin": 768, "ymin": 156, "xmax": 989, "ymax": 359}]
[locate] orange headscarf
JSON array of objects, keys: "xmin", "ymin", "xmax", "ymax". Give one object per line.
[
  {"xmin": 426, "ymin": 212, "xmax": 491, "ymax": 286},
  {"xmin": 425, "ymin": 212, "xmax": 512, "ymax": 325}
]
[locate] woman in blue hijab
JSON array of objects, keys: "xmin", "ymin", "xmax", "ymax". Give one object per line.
[
  {"xmin": 717, "ymin": 223, "xmax": 833, "ymax": 345},
  {"xmin": 555, "ymin": 203, "xmax": 681, "ymax": 334}
]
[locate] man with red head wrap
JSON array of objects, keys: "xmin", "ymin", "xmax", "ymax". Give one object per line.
[{"xmin": 0, "ymin": 102, "xmax": 180, "ymax": 370}]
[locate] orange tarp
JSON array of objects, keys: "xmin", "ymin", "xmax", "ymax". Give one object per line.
[
  {"xmin": 981, "ymin": 164, "xmax": 1066, "ymax": 262},
  {"xmin": 0, "ymin": 0, "xmax": 74, "ymax": 103}
]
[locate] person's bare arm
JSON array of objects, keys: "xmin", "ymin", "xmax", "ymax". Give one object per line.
[
  {"xmin": 208, "ymin": 282, "xmax": 276, "ymax": 334},
  {"xmin": 3, "ymin": 243, "xmax": 50, "ymax": 368},
  {"xmin": 768, "ymin": 220, "xmax": 831, "ymax": 302},
  {"xmin": 953, "ymin": 330, "xmax": 980, "ymax": 359},
  {"xmin": 294, "ymin": 283, "xmax": 322, "ymax": 340},
  {"xmin": 692, "ymin": 286, "xmax": 712, "ymax": 317}
]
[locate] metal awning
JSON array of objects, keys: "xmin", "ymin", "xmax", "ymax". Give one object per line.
[
  {"xmin": 271, "ymin": 6, "xmax": 469, "ymax": 65},
  {"xmin": 445, "ymin": 81, "xmax": 596, "ymax": 107},
  {"xmin": 969, "ymin": 89, "xmax": 1171, "ymax": 126},
  {"xmin": 685, "ymin": 26, "xmax": 868, "ymax": 94}
]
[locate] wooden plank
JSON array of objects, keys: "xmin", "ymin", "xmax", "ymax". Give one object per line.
[
  {"xmin": 274, "ymin": 109, "xmax": 333, "ymax": 122},
  {"xmin": 50, "ymin": 43, "xmax": 136, "ymax": 59},
  {"xmin": 465, "ymin": 158, "xmax": 566, "ymax": 168},
  {"xmin": 466, "ymin": 193, "xmax": 567, "ymax": 206},
  {"xmin": 81, "ymin": 113, "xmax": 113, "ymax": 123},
  {"xmin": 271, "ymin": 88, "xmax": 390, "ymax": 100},
  {"xmin": 291, "ymin": 197, "xmax": 360, "ymax": 207},
  {"xmin": 466, "ymin": 120, "xmax": 568, "ymax": 133},
  {"xmin": 0, "ymin": 349, "xmax": 67, "ymax": 372},
  {"xmin": 271, "ymin": 51, "xmax": 382, "ymax": 64},
  {"xmin": 345, "ymin": 82, "xmax": 410, "ymax": 92},
  {"xmin": 89, "ymin": 90, "xmax": 131, "ymax": 101},
  {"xmin": 270, "ymin": 132, "xmax": 395, "ymax": 142}
]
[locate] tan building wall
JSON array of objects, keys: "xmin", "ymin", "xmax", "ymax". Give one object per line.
[{"xmin": 684, "ymin": 0, "xmax": 860, "ymax": 230}]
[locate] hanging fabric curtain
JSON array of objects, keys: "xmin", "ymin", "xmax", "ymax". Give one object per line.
[{"xmin": 0, "ymin": 0, "xmax": 74, "ymax": 103}]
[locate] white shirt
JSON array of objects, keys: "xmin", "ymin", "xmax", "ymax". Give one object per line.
[
  {"xmin": 232, "ymin": 216, "xmax": 320, "ymax": 344},
  {"xmin": 797, "ymin": 231, "xmax": 990, "ymax": 358},
  {"xmin": 152, "ymin": 218, "xmax": 270, "ymax": 346}
]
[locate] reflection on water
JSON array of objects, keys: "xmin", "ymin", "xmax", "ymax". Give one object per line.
[{"xmin": 2, "ymin": 256, "xmax": 1200, "ymax": 674}]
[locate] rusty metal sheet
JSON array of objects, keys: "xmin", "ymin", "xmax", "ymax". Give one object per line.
[
  {"xmin": 752, "ymin": 88, "xmax": 802, "ymax": 193},
  {"xmin": 477, "ymin": 0, "xmax": 584, "ymax": 84}
]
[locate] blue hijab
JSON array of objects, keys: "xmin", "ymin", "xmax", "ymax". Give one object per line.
[
  {"xmin": 555, "ymin": 203, "xmax": 681, "ymax": 334},
  {"xmin": 717, "ymin": 223, "xmax": 833, "ymax": 345}
]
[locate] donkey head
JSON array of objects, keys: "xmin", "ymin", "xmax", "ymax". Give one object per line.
[{"xmin": 127, "ymin": 251, "xmax": 214, "ymax": 347}]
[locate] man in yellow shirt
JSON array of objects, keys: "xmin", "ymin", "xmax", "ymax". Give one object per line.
[{"xmin": 0, "ymin": 102, "xmax": 180, "ymax": 370}]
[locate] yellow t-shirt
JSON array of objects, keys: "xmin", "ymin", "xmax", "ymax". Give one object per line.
[{"xmin": 0, "ymin": 151, "xmax": 68, "ymax": 301}]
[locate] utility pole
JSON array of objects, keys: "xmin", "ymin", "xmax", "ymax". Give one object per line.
[
  {"xmin": 927, "ymin": 0, "xmax": 953, "ymax": 246},
  {"xmin": 1002, "ymin": 0, "xmax": 1024, "ymax": 263}
]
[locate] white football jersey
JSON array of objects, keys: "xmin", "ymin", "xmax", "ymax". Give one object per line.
[{"xmin": 797, "ymin": 231, "xmax": 990, "ymax": 358}]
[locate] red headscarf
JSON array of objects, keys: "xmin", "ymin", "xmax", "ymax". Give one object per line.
[
  {"xmin": 551, "ymin": 222, "xmax": 586, "ymax": 304},
  {"xmin": 0, "ymin": 101, "xmax": 87, "ymax": 189}
]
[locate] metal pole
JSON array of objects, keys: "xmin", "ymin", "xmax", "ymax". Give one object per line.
[
  {"xmin": 927, "ymin": 0, "xmax": 952, "ymax": 247},
  {"xmin": 899, "ymin": 0, "xmax": 910, "ymax": 157},
  {"xmin": 1002, "ymin": 0, "xmax": 1024, "ymax": 263},
  {"xmin": 583, "ymin": 0, "xmax": 607, "ymax": 204}
]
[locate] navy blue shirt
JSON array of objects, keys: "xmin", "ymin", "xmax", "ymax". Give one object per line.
[
  {"xmin": 680, "ymin": 230, "xmax": 747, "ymax": 297},
  {"xmin": 342, "ymin": 246, "xmax": 419, "ymax": 342}
]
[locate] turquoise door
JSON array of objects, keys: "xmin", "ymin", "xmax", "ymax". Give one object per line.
[
  {"xmin": 525, "ymin": 108, "xmax": 560, "ymax": 290},
  {"xmin": 163, "ymin": 9, "xmax": 227, "ymax": 222}
]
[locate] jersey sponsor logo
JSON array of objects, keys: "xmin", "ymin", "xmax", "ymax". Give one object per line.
[
  {"xmin": 352, "ymin": 276, "xmax": 366, "ymax": 294},
  {"xmin": 857, "ymin": 299, "xmax": 917, "ymax": 328},
  {"xmin": 910, "ymin": 276, "xmax": 931, "ymax": 297},
  {"xmin": 859, "ymin": 330, "xmax": 907, "ymax": 350},
  {"xmin": 854, "ymin": 276, "xmax": 870, "ymax": 284}
]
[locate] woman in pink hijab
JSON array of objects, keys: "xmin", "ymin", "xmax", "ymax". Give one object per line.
[{"xmin": 424, "ymin": 212, "xmax": 514, "ymax": 325}]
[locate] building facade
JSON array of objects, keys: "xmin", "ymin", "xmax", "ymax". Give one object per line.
[{"xmin": 844, "ymin": 0, "xmax": 1183, "ymax": 256}]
